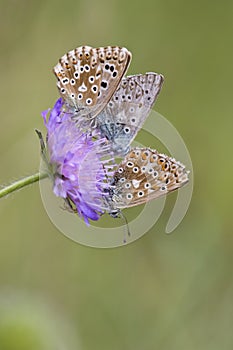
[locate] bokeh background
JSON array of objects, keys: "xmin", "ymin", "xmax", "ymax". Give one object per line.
[{"xmin": 0, "ymin": 0, "xmax": 233, "ymax": 349}]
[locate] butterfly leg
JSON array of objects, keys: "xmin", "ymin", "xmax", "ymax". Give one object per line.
[{"xmin": 109, "ymin": 209, "xmax": 131, "ymax": 241}]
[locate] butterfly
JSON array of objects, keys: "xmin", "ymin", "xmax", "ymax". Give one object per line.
[
  {"xmin": 53, "ymin": 45, "xmax": 132, "ymax": 121},
  {"xmin": 103, "ymin": 147, "xmax": 189, "ymax": 218},
  {"xmin": 96, "ymin": 72, "xmax": 164, "ymax": 155}
]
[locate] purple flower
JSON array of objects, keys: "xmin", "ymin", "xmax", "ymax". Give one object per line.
[{"xmin": 42, "ymin": 98, "xmax": 114, "ymax": 224}]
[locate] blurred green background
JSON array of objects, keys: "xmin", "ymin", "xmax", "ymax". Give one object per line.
[{"xmin": 0, "ymin": 0, "xmax": 233, "ymax": 349}]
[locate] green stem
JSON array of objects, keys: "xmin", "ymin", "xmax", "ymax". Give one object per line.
[{"xmin": 0, "ymin": 172, "xmax": 48, "ymax": 199}]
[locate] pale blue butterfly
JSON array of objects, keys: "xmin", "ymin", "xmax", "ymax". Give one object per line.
[{"xmin": 96, "ymin": 73, "xmax": 164, "ymax": 155}]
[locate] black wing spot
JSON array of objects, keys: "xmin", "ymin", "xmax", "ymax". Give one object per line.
[{"xmin": 101, "ymin": 81, "xmax": 108, "ymax": 89}]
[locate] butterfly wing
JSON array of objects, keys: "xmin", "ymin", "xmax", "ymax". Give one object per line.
[
  {"xmin": 53, "ymin": 45, "xmax": 132, "ymax": 120},
  {"xmin": 96, "ymin": 73, "xmax": 164, "ymax": 155},
  {"xmin": 108, "ymin": 147, "xmax": 189, "ymax": 210}
]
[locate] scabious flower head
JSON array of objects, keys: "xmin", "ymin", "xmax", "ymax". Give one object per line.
[{"xmin": 42, "ymin": 98, "xmax": 114, "ymax": 224}]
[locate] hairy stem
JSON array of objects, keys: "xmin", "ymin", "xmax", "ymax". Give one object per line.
[{"xmin": 0, "ymin": 172, "xmax": 48, "ymax": 199}]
